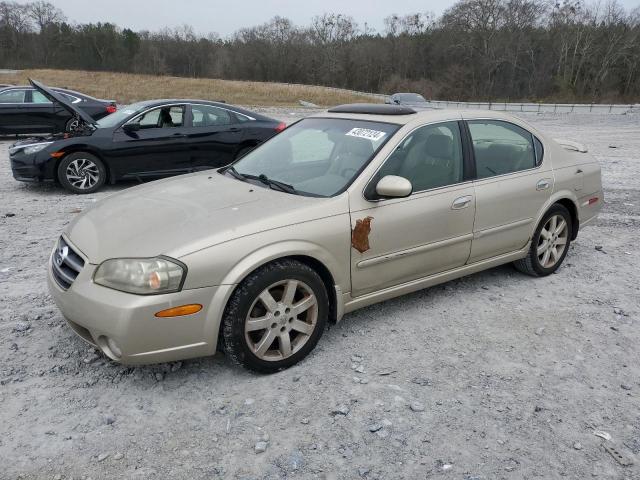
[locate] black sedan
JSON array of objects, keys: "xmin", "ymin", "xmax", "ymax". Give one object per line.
[
  {"xmin": 10, "ymin": 80, "xmax": 286, "ymax": 193},
  {"xmin": 0, "ymin": 84, "xmax": 116, "ymax": 135}
]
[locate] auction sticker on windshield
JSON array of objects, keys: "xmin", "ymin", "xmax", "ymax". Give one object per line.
[{"xmin": 346, "ymin": 128, "xmax": 386, "ymax": 141}]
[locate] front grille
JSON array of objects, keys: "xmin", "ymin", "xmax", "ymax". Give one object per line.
[{"xmin": 51, "ymin": 237, "xmax": 85, "ymax": 290}]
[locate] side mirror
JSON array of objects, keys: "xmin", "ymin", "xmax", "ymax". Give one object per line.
[
  {"xmin": 123, "ymin": 122, "xmax": 140, "ymax": 133},
  {"xmin": 393, "ymin": 99, "xmax": 401, "ymax": 105},
  {"xmin": 375, "ymin": 175, "xmax": 412, "ymax": 198}
]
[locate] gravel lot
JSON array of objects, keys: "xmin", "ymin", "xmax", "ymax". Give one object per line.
[{"xmin": 1, "ymin": 110, "xmax": 639, "ymax": 480}]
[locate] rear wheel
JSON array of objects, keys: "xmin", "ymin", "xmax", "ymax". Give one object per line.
[
  {"xmin": 57, "ymin": 152, "xmax": 107, "ymax": 194},
  {"xmin": 514, "ymin": 204, "xmax": 572, "ymax": 276},
  {"xmin": 222, "ymin": 259, "xmax": 328, "ymax": 373}
]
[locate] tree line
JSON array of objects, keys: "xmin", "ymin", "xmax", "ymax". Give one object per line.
[{"xmin": 1, "ymin": 0, "xmax": 639, "ymax": 102}]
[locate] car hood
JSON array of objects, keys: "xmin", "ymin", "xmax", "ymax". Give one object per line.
[
  {"xmin": 65, "ymin": 171, "xmax": 348, "ymax": 264},
  {"xmin": 10, "ymin": 129, "xmax": 93, "ymax": 149},
  {"xmin": 30, "ymin": 78, "xmax": 96, "ymax": 126}
]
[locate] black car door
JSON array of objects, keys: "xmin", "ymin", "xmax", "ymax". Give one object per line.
[
  {"xmin": 0, "ymin": 88, "xmax": 33, "ymax": 134},
  {"xmin": 109, "ymin": 104, "xmax": 190, "ymax": 179},
  {"xmin": 185, "ymin": 103, "xmax": 244, "ymax": 170}
]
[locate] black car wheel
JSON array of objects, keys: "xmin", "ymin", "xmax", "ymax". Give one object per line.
[
  {"xmin": 57, "ymin": 152, "xmax": 107, "ymax": 194},
  {"xmin": 222, "ymin": 259, "xmax": 328, "ymax": 373}
]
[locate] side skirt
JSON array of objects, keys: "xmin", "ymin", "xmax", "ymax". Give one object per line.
[{"xmin": 342, "ymin": 245, "xmax": 530, "ymax": 314}]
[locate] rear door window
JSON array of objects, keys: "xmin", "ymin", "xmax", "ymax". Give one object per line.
[{"xmin": 467, "ymin": 120, "xmax": 536, "ymax": 179}]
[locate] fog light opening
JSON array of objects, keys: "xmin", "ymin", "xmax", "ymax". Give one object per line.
[{"xmin": 97, "ymin": 335, "xmax": 122, "ymax": 360}]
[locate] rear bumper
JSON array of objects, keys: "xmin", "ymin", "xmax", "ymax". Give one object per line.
[{"xmin": 47, "ymin": 241, "xmax": 234, "ymax": 365}]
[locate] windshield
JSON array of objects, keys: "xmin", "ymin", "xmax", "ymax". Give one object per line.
[
  {"xmin": 96, "ymin": 102, "xmax": 147, "ymax": 128},
  {"xmin": 396, "ymin": 93, "xmax": 427, "ymax": 103},
  {"xmin": 231, "ymin": 118, "xmax": 399, "ymax": 197}
]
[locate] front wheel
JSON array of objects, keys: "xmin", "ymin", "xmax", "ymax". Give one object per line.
[
  {"xmin": 57, "ymin": 152, "xmax": 107, "ymax": 194},
  {"xmin": 222, "ymin": 259, "xmax": 328, "ymax": 373},
  {"xmin": 514, "ymin": 204, "xmax": 572, "ymax": 276}
]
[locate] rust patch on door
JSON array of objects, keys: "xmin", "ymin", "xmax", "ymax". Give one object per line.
[{"xmin": 351, "ymin": 216, "xmax": 373, "ymax": 253}]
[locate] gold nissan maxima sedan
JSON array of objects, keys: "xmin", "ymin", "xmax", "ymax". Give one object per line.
[{"xmin": 48, "ymin": 104, "xmax": 602, "ymax": 373}]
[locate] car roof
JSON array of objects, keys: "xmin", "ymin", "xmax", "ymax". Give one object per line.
[
  {"xmin": 128, "ymin": 99, "xmax": 275, "ymax": 121},
  {"xmin": 314, "ymin": 104, "xmax": 530, "ymax": 126}
]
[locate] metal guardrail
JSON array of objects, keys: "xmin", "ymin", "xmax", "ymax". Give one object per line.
[
  {"xmin": 315, "ymin": 86, "xmax": 639, "ymax": 115},
  {"xmin": 426, "ymin": 100, "xmax": 639, "ymax": 115}
]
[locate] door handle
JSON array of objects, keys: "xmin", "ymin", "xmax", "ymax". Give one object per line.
[
  {"xmin": 229, "ymin": 127, "xmax": 241, "ymax": 132},
  {"xmin": 171, "ymin": 133, "xmax": 186, "ymax": 138},
  {"xmin": 536, "ymin": 179, "xmax": 551, "ymax": 191},
  {"xmin": 452, "ymin": 195, "xmax": 473, "ymax": 210}
]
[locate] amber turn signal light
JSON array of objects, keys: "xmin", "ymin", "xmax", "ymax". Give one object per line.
[
  {"xmin": 155, "ymin": 304, "xmax": 203, "ymax": 318},
  {"xmin": 50, "ymin": 151, "xmax": 65, "ymax": 158}
]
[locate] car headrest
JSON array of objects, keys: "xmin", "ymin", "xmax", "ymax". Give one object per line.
[
  {"xmin": 425, "ymin": 134, "xmax": 453, "ymax": 159},
  {"xmin": 487, "ymin": 143, "xmax": 516, "ymax": 162},
  {"xmin": 340, "ymin": 136, "xmax": 374, "ymax": 158}
]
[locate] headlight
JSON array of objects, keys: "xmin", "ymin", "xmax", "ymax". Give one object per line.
[
  {"xmin": 94, "ymin": 257, "xmax": 186, "ymax": 295},
  {"xmin": 11, "ymin": 142, "xmax": 54, "ymax": 155}
]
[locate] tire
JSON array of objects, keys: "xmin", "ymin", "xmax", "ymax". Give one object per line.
[
  {"xmin": 222, "ymin": 259, "xmax": 328, "ymax": 373},
  {"xmin": 57, "ymin": 152, "xmax": 107, "ymax": 194},
  {"xmin": 514, "ymin": 204, "xmax": 572, "ymax": 277}
]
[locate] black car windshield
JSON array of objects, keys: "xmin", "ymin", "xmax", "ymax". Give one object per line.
[
  {"xmin": 95, "ymin": 102, "xmax": 148, "ymax": 128},
  {"xmin": 231, "ymin": 118, "xmax": 399, "ymax": 197}
]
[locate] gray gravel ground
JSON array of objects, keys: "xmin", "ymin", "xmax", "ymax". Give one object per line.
[{"xmin": 1, "ymin": 110, "xmax": 639, "ymax": 480}]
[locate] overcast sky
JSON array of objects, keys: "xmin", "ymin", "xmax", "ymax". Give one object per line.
[{"xmin": 42, "ymin": 0, "xmax": 640, "ymax": 37}]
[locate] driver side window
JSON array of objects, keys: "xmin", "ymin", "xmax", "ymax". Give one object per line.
[
  {"xmin": 377, "ymin": 121, "xmax": 464, "ymax": 193},
  {"xmin": 133, "ymin": 105, "xmax": 185, "ymax": 129}
]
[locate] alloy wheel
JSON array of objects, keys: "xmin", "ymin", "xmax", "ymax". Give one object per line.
[
  {"xmin": 537, "ymin": 214, "xmax": 569, "ymax": 268},
  {"xmin": 65, "ymin": 158, "xmax": 100, "ymax": 190},
  {"xmin": 244, "ymin": 279, "xmax": 318, "ymax": 361}
]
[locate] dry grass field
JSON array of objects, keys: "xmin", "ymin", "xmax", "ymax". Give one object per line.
[{"xmin": 0, "ymin": 69, "xmax": 380, "ymax": 107}]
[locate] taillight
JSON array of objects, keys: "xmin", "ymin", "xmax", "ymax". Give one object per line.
[
  {"xmin": 106, "ymin": 104, "xmax": 117, "ymax": 114},
  {"xmin": 274, "ymin": 122, "xmax": 286, "ymax": 133}
]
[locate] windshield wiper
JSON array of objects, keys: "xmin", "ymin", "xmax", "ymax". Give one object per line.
[
  {"xmin": 226, "ymin": 167, "xmax": 297, "ymax": 194},
  {"xmin": 225, "ymin": 165, "xmax": 248, "ymax": 182},
  {"xmin": 254, "ymin": 174, "xmax": 297, "ymax": 194}
]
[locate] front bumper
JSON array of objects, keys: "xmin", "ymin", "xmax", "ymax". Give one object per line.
[
  {"xmin": 10, "ymin": 151, "xmax": 55, "ymax": 183},
  {"xmin": 47, "ymin": 240, "xmax": 234, "ymax": 365}
]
